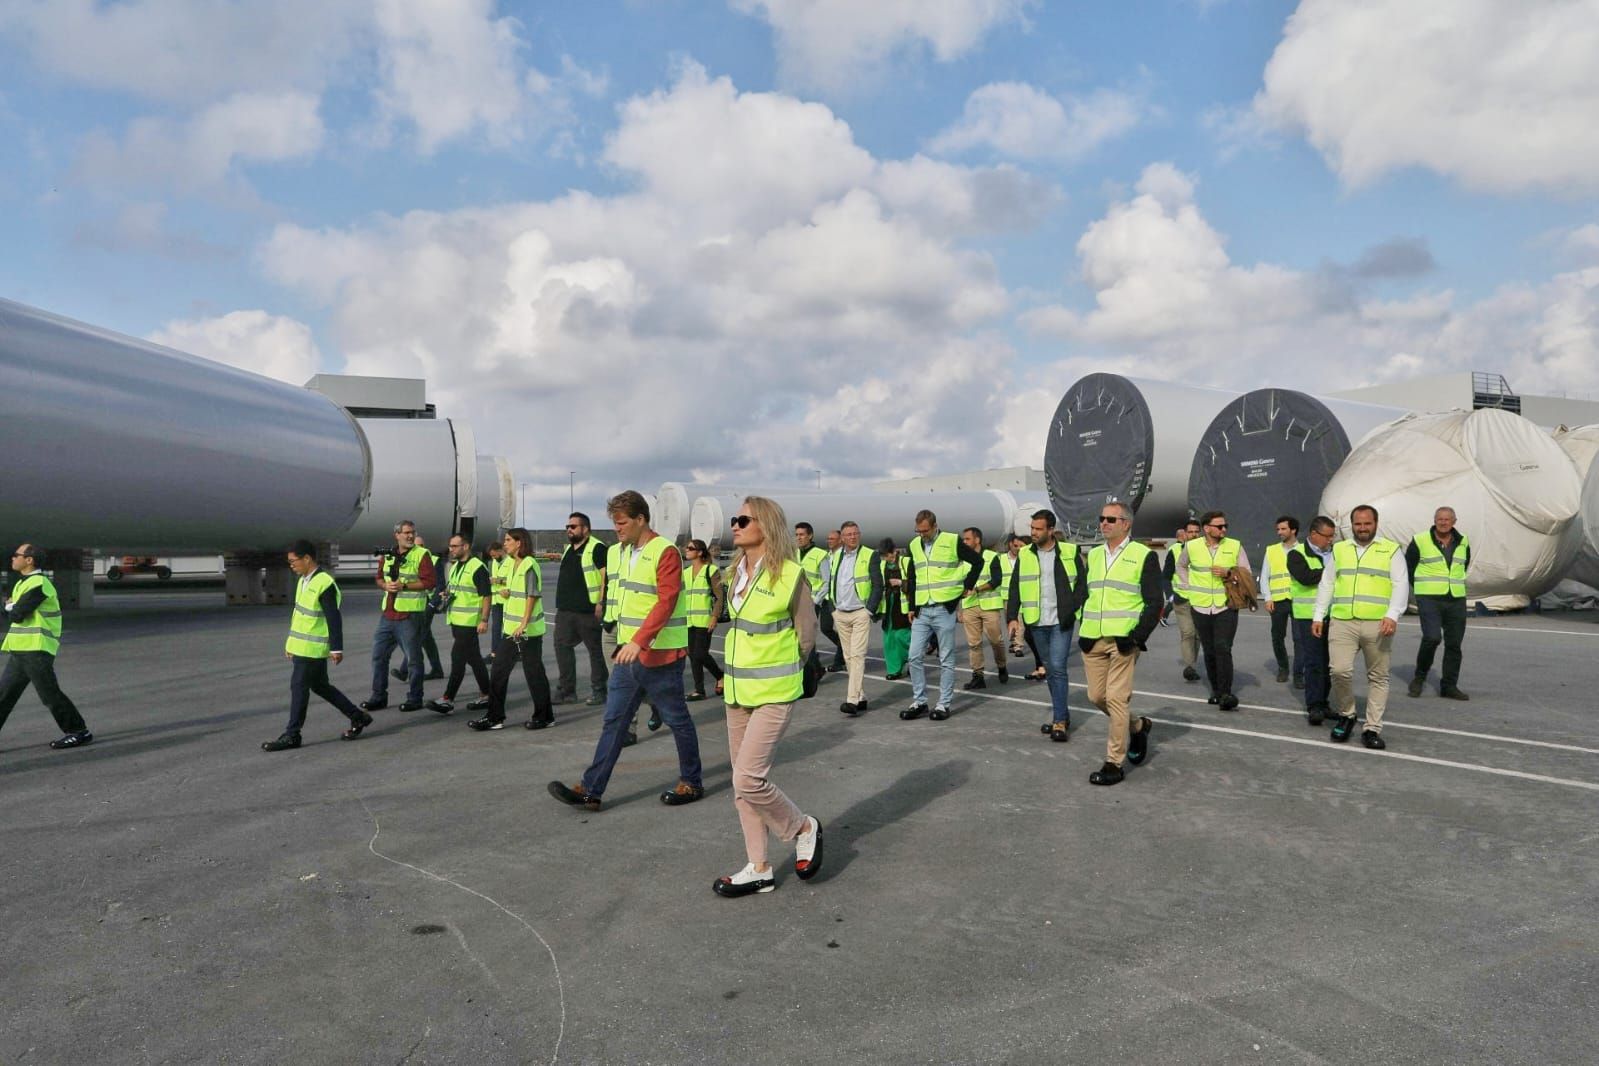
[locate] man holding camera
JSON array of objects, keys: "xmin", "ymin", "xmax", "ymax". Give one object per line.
[{"xmin": 363, "ymin": 519, "xmax": 434, "ymax": 713}]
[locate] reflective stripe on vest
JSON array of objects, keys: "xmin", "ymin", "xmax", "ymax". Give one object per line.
[
  {"xmin": 561, "ymin": 538, "xmax": 605, "ymax": 606},
  {"xmin": 1080, "ymin": 541, "xmax": 1152, "ymax": 639},
  {"xmin": 1331, "ymin": 539, "xmax": 1399, "ymax": 621},
  {"xmin": 963, "ymin": 549, "xmax": 1000, "ymax": 611},
  {"xmin": 826, "ymin": 546, "xmax": 879, "ymax": 615},
  {"xmin": 284, "ymin": 569, "xmax": 338, "ymax": 658},
  {"xmin": 1412, "ymin": 531, "xmax": 1469, "ymax": 598},
  {"xmin": 724, "ymin": 560, "xmax": 804, "ymax": 707},
  {"xmin": 1265, "ymin": 542, "xmax": 1292, "ymax": 602},
  {"xmin": 796, "ymin": 545, "xmax": 826, "ymax": 597},
  {"xmin": 3, "ymin": 573, "xmax": 63, "ymax": 655},
  {"xmin": 502, "ymin": 555, "xmax": 546, "ymax": 637},
  {"xmin": 909, "ymin": 531, "xmax": 964, "ymax": 607},
  {"xmin": 615, "ymin": 537, "xmax": 688, "ymax": 650},
  {"xmin": 684, "ymin": 562, "xmax": 716, "ymax": 629},
  {"xmin": 490, "ymin": 556, "xmax": 515, "ymax": 605},
  {"xmin": 998, "ymin": 553, "xmax": 1017, "ymax": 608},
  {"xmin": 1289, "ymin": 543, "xmax": 1324, "ymax": 621},
  {"xmin": 1015, "ymin": 544, "xmax": 1079, "ymax": 627},
  {"xmin": 391, "ymin": 546, "xmax": 430, "ymax": 613},
  {"xmin": 1183, "ymin": 537, "xmax": 1241, "ymax": 610},
  {"xmin": 446, "ymin": 557, "xmax": 487, "ymax": 627}
]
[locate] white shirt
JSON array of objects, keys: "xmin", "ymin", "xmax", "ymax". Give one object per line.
[
  {"xmin": 732, "ymin": 557, "xmax": 758, "ymax": 611},
  {"xmin": 1312, "ymin": 540, "xmax": 1410, "ymax": 623},
  {"xmin": 1036, "ymin": 546, "xmax": 1058, "ymax": 627}
]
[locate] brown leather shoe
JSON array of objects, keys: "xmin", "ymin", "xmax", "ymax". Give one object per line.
[
  {"xmin": 659, "ymin": 780, "xmax": 705, "ymax": 806},
  {"xmin": 548, "ymin": 781, "xmax": 601, "ymax": 811}
]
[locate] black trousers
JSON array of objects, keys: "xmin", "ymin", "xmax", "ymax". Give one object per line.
[
  {"xmin": 489, "ymin": 633, "xmax": 553, "ymax": 724},
  {"xmin": 1193, "ymin": 608, "xmax": 1239, "ymax": 696},
  {"xmin": 287, "ymin": 655, "xmax": 362, "ymax": 735},
  {"xmin": 687, "ymin": 626, "xmax": 724, "ymax": 694},
  {"xmin": 818, "ymin": 601, "xmax": 844, "ymax": 668},
  {"xmin": 444, "ymin": 624, "xmax": 491, "ymax": 700},
  {"xmin": 1269, "ymin": 600, "xmax": 1301, "ymax": 680},
  {"xmin": 554, "ymin": 609, "xmax": 609, "ymax": 699},
  {"xmin": 1415, "ymin": 595, "xmax": 1468, "ymax": 689},
  {"xmin": 0, "ymin": 651, "xmax": 87, "ymax": 735}
]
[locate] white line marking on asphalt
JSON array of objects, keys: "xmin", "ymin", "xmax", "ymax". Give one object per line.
[{"xmin": 360, "ymin": 797, "xmax": 566, "ymax": 1065}]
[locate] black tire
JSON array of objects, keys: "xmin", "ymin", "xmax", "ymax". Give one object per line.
[
  {"xmin": 106, "ymin": 567, "xmax": 123, "ymax": 581},
  {"xmin": 156, "ymin": 567, "xmax": 172, "ymax": 580}
]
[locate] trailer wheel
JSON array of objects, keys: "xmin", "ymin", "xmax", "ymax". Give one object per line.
[
  {"xmin": 106, "ymin": 566, "xmax": 123, "ymax": 581},
  {"xmin": 157, "ymin": 566, "xmax": 172, "ymax": 580}
]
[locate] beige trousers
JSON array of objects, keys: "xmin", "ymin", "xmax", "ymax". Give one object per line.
[
  {"xmin": 961, "ymin": 606, "xmax": 1006, "ymax": 673},
  {"xmin": 833, "ymin": 607, "xmax": 873, "ymax": 704},
  {"xmin": 725, "ymin": 702, "xmax": 807, "ymax": 865},
  {"xmin": 1173, "ymin": 600, "xmax": 1198, "ymax": 668},
  {"xmin": 1329, "ymin": 618, "xmax": 1393, "ymax": 731},
  {"xmin": 1082, "ymin": 637, "xmax": 1141, "ymax": 767}
]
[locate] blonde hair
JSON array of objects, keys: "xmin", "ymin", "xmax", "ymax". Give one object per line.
[{"xmin": 731, "ymin": 495, "xmax": 794, "ymax": 589}]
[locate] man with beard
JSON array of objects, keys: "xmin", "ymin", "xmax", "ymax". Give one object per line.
[{"xmin": 553, "ymin": 512, "xmax": 609, "ymax": 708}]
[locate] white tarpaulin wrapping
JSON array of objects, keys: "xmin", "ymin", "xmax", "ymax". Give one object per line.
[
  {"xmin": 1552, "ymin": 425, "xmax": 1599, "ymax": 587},
  {"xmin": 1319, "ymin": 409, "xmax": 1583, "ymax": 599}
]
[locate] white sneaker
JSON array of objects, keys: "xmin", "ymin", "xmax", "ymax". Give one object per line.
[
  {"xmin": 794, "ymin": 816, "xmax": 824, "ymax": 881},
  {"xmin": 712, "ymin": 862, "xmax": 776, "ymax": 898}
]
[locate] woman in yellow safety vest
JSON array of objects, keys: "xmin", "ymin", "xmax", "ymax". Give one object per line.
[
  {"xmin": 682, "ymin": 539, "xmax": 726, "ymax": 701},
  {"xmin": 712, "ymin": 496, "xmax": 825, "ymax": 898}
]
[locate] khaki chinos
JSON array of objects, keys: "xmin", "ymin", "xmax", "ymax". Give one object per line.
[
  {"xmin": 1329, "ymin": 618, "xmax": 1393, "ymax": 731},
  {"xmin": 1082, "ymin": 638, "xmax": 1140, "ymax": 766},
  {"xmin": 833, "ymin": 607, "xmax": 873, "ymax": 704}
]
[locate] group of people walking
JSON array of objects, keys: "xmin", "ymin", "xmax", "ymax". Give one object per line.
[{"xmin": 2, "ymin": 492, "xmax": 1472, "ymax": 894}]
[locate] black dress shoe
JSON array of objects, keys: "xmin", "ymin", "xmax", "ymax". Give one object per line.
[
  {"xmin": 261, "ymin": 733, "xmax": 301, "ymax": 752},
  {"xmin": 885, "ymin": 672, "xmax": 907, "ymax": 681},
  {"xmin": 467, "ymin": 717, "xmax": 504, "ymax": 731},
  {"xmin": 1219, "ymin": 694, "xmax": 1239, "ymax": 712},
  {"xmin": 1330, "ymin": 715, "xmax": 1356, "ymax": 742},
  {"xmin": 840, "ymin": 702, "xmax": 860, "ymax": 716},
  {"xmin": 619, "ymin": 727, "xmax": 636, "ymax": 744},
  {"xmin": 426, "ymin": 699, "xmax": 454, "ymax": 714},
  {"xmin": 647, "ymin": 709, "xmax": 662, "ymax": 731},
  {"xmin": 548, "ymin": 781, "xmax": 601, "ymax": 811},
  {"xmin": 900, "ymin": 703, "xmax": 928, "ymax": 720},
  {"xmin": 1276, "ymin": 667, "xmax": 1289, "ymax": 683},
  {"xmin": 997, "ymin": 667, "xmax": 1008, "ymax": 684},
  {"xmin": 1089, "ymin": 761, "xmax": 1125, "ymax": 786},
  {"xmin": 1126, "ymin": 717, "xmax": 1152, "ymax": 765},
  {"xmin": 424, "ymin": 669, "xmax": 445, "ymax": 681},
  {"xmin": 342, "ymin": 711, "xmax": 374, "ymax": 740},
  {"xmin": 1439, "ymin": 687, "xmax": 1470, "ymax": 701},
  {"xmin": 1040, "ymin": 722, "xmax": 1053, "ymax": 735},
  {"xmin": 686, "ymin": 692, "xmax": 707, "ymax": 702},
  {"xmin": 1292, "ymin": 676, "xmax": 1305, "ymax": 690},
  {"xmin": 359, "ymin": 698, "xmax": 387, "ymax": 711},
  {"xmin": 552, "ymin": 692, "xmax": 578, "ymax": 706},
  {"xmin": 1361, "ymin": 729, "xmax": 1387, "ymax": 750},
  {"xmin": 466, "ymin": 697, "xmax": 491, "ymax": 711},
  {"xmin": 390, "ymin": 668, "xmax": 407, "ymax": 682},
  {"xmin": 1307, "ymin": 705, "xmax": 1325, "ymax": 727},
  {"xmin": 857, "ymin": 699, "xmax": 868, "ymax": 712},
  {"xmin": 1049, "ymin": 722, "xmax": 1069, "ymax": 743},
  {"xmin": 1207, "ymin": 694, "xmax": 1220, "ymax": 705},
  {"xmin": 1407, "ymin": 677, "xmax": 1425, "ymax": 698},
  {"xmin": 1183, "ymin": 667, "xmax": 1201, "ymax": 682},
  {"xmin": 527, "ymin": 717, "xmax": 554, "ymax": 731},
  {"xmin": 826, "ymin": 663, "xmax": 845, "ymax": 673},
  {"xmin": 397, "ymin": 700, "xmax": 424, "ymax": 713},
  {"xmin": 963, "ymin": 674, "xmax": 986, "ymax": 690}
]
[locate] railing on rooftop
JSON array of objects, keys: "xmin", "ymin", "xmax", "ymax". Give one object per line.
[{"xmin": 1471, "ymin": 371, "xmax": 1521, "ymax": 415}]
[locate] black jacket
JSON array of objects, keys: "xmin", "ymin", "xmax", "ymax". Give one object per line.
[
  {"xmin": 1005, "ymin": 542, "xmax": 1087, "ymax": 631},
  {"xmin": 1076, "ymin": 546, "xmax": 1164, "ymax": 655}
]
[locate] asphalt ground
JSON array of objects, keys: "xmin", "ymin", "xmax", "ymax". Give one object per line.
[{"xmin": 4, "ymin": 571, "xmax": 1598, "ymax": 1065}]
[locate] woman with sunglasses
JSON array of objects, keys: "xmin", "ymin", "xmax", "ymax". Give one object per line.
[
  {"xmin": 681, "ymin": 539, "xmax": 725, "ymax": 701},
  {"xmin": 713, "ymin": 497, "xmax": 824, "ymax": 898}
]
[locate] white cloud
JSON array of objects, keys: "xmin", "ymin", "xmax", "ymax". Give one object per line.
[
  {"xmin": 1253, "ymin": 0, "xmax": 1599, "ymax": 191},
  {"xmin": 373, "ymin": 0, "xmax": 529, "ymax": 152},
  {"xmin": 1022, "ymin": 162, "xmax": 1599, "ymax": 400},
  {"xmin": 149, "ymin": 310, "xmax": 324, "ymax": 384},
  {"xmin": 730, "ymin": 0, "xmax": 1032, "ymax": 91},
  {"xmin": 929, "ymin": 82, "xmax": 1146, "ymax": 160},
  {"xmin": 254, "ymin": 69, "xmax": 1028, "ymax": 498},
  {"xmin": 75, "ymin": 91, "xmax": 324, "ymax": 193}
]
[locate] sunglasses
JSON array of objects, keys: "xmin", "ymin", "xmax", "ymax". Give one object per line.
[
  {"xmin": 1210, "ymin": 523, "xmax": 1228, "ymax": 530},
  {"xmin": 730, "ymin": 515, "xmax": 755, "ymax": 529},
  {"xmin": 1098, "ymin": 515, "xmax": 1123, "ymax": 523},
  {"xmin": 564, "ymin": 524, "xmax": 582, "ymax": 530}
]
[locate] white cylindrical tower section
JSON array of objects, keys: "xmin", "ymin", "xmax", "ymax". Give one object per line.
[
  {"xmin": 1044, "ymin": 373, "xmax": 1237, "ymax": 540},
  {"xmin": 342, "ymin": 418, "xmax": 461, "ymax": 549},
  {"xmin": 0, "ymin": 297, "xmax": 369, "ymax": 552}
]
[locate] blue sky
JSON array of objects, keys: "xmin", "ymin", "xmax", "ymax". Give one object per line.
[{"xmin": 3, "ymin": 0, "xmax": 1597, "ymax": 522}]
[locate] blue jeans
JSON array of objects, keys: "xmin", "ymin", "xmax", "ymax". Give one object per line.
[
  {"xmin": 1030, "ymin": 623, "xmax": 1073, "ymax": 724},
  {"xmin": 370, "ymin": 614, "xmax": 423, "ymax": 702},
  {"xmin": 579, "ymin": 658, "xmax": 702, "ymax": 799},
  {"xmin": 908, "ymin": 603, "xmax": 959, "ymax": 708},
  {"xmin": 1293, "ymin": 617, "xmax": 1329, "ymax": 713}
]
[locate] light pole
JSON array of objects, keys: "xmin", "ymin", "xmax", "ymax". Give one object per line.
[
  {"xmin": 814, "ymin": 468, "xmax": 822, "ymax": 490},
  {"xmin": 569, "ymin": 471, "xmax": 576, "ymax": 515},
  {"xmin": 519, "ymin": 481, "xmax": 532, "ymax": 529}
]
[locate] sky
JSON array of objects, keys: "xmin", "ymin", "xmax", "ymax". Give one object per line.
[{"xmin": 3, "ymin": 0, "xmax": 1598, "ymax": 526}]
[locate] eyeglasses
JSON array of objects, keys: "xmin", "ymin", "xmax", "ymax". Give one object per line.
[
  {"xmin": 1209, "ymin": 523, "xmax": 1228, "ymax": 530},
  {"xmin": 1098, "ymin": 515, "xmax": 1124, "ymax": 524},
  {"xmin": 730, "ymin": 515, "xmax": 755, "ymax": 529}
]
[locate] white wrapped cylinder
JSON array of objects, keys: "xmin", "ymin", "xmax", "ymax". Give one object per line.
[
  {"xmin": 1552, "ymin": 425, "xmax": 1599, "ymax": 588},
  {"xmin": 1319, "ymin": 409, "xmax": 1583, "ymax": 599}
]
